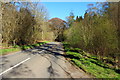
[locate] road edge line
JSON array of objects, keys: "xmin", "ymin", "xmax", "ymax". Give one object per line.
[{"xmin": 0, "ymin": 57, "xmax": 31, "ymax": 76}]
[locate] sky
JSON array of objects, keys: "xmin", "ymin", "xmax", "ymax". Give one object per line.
[{"xmin": 42, "ymin": 2, "xmax": 96, "ymax": 21}]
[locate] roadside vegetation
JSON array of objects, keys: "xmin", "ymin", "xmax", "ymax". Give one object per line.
[
  {"xmin": 63, "ymin": 2, "xmax": 120, "ymax": 78},
  {"xmin": 1, "ymin": 2, "xmax": 55, "ymax": 46},
  {"xmin": 0, "ymin": 2, "xmax": 65, "ymax": 54},
  {"xmin": 63, "ymin": 42, "xmax": 120, "ymax": 78},
  {"xmin": 0, "ymin": 41, "xmax": 49, "ymax": 55},
  {"xmin": 0, "ymin": 2, "xmax": 58, "ymax": 55},
  {"xmin": 64, "ymin": 2, "xmax": 120, "ymax": 71},
  {"xmin": 0, "ymin": 48, "xmax": 21, "ymax": 55},
  {"xmin": 20, "ymin": 41, "xmax": 49, "ymax": 50}
]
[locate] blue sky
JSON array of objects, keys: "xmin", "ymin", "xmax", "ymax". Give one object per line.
[{"xmin": 42, "ymin": 2, "xmax": 96, "ymax": 21}]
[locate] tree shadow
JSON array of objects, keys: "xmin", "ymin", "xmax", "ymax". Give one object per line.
[{"xmin": 23, "ymin": 43, "xmax": 78, "ymax": 59}]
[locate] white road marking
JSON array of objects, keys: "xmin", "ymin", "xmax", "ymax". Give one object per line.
[
  {"xmin": 0, "ymin": 57, "xmax": 31, "ymax": 76},
  {"xmin": 0, "ymin": 50, "xmax": 45, "ymax": 76}
]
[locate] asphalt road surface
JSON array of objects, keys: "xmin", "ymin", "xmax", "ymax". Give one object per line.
[{"xmin": 0, "ymin": 42, "xmax": 91, "ymax": 78}]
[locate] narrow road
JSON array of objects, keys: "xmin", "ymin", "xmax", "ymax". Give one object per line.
[{"xmin": 0, "ymin": 42, "xmax": 90, "ymax": 78}]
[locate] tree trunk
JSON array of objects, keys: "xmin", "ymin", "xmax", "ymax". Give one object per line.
[{"xmin": 13, "ymin": 40, "xmax": 16, "ymax": 46}]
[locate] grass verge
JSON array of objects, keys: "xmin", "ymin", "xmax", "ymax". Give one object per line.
[
  {"xmin": 1, "ymin": 41, "xmax": 50, "ymax": 55},
  {"xmin": 0, "ymin": 48, "xmax": 21, "ymax": 55},
  {"xmin": 20, "ymin": 41, "xmax": 49, "ymax": 50},
  {"xmin": 63, "ymin": 42, "xmax": 120, "ymax": 78}
]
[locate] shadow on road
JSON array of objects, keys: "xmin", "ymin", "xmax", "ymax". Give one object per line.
[{"xmin": 23, "ymin": 43, "xmax": 77, "ymax": 59}]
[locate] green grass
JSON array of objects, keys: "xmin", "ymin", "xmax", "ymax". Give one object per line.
[
  {"xmin": 0, "ymin": 48, "xmax": 21, "ymax": 55},
  {"xmin": 1, "ymin": 41, "xmax": 50, "ymax": 55},
  {"xmin": 66, "ymin": 51, "xmax": 83, "ymax": 58},
  {"xmin": 72, "ymin": 59, "xmax": 120, "ymax": 78},
  {"xmin": 21, "ymin": 41, "xmax": 49, "ymax": 50},
  {"xmin": 43, "ymin": 41, "xmax": 50, "ymax": 43},
  {"xmin": 63, "ymin": 42, "xmax": 120, "ymax": 78}
]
